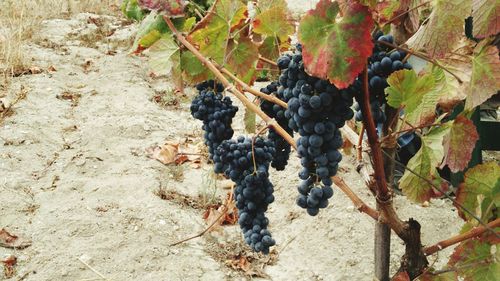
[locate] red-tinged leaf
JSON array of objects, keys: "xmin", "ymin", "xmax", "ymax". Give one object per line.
[
  {"xmin": 138, "ymin": 0, "xmax": 185, "ymax": 17},
  {"xmin": 455, "ymin": 162, "xmax": 500, "ymax": 221},
  {"xmin": 406, "ymin": 0, "xmax": 471, "ymax": 58},
  {"xmin": 298, "ymin": 0, "xmax": 374, "ymax": 89},
  {"xmin": 376, "ymin": 0, "xmax": 411, "ymax": 25},
  {"xmin": 472, "ymin": 0, "xmax": 500, "ymax": 39},
  {"xmin": 399, "ymin": 126, "xmax": 450, "ymax": 203},
  {"xmin": 465, "ymin": 42, "xmax": 500, "ymax": 110},
  {"xmin": 253, "ymin": 0, "xmax": 294, "ymax": 43},
  {"xmin": 441, "ymin": 115, "xmax": 479, "ymax": 173},
  {"xmin": 448, "ymin": 238, "xmax": 500, "ymax": 280},
  {"xmin": 393, "ymin": 271, "xmax": 411, "ymax": 281},
  {"xmin": 226, "ymin": 36, "xmax": 259, "ymax": 83}
]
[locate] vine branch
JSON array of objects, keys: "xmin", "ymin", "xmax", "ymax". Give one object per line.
[
  {"xmin": 215, "ymin": 63, "xmax": 288, "ymax": 108},
  {"xmin": 423, "ymin": 218, "xmax": 500, "ymax": 255},
  {"xmin": 332, "ymin": 176, "xmax": 379, "ymax": 221},
  {"xmin": 163, "ymin": 16, "xmax": 296, "ymax": 150}
]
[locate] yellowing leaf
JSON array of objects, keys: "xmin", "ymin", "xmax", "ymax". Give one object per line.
[
  {"xmin": 407, "ymin": 0, "xmax": 471, "ymax": 58},
  {"xmin": 253, "ymin": 2, "xmax": 294, "ymax": 42},
  {"xmin": 385, "ymin": 69, "xmax": 439, "ymax": 127},
  {"xmin": 399, "ymin": 126, "xmax": 450, "ymax": 203},
  {"xmin": 298, "ymin": 0, "xmax": 374, "ymax": 89},
  {"xmin": 147, "ymin": 35, "xmax": 180, "ymax": 76},
  {"xmin": 189, "ymin": 0, "xmax": 248, "ymax": 64},
  {"xmin": 455, "ymin": 162, "xmax": 500, "ymax": 221},
  {"xmin": 441, "ymin": 115, "xmax": 479, "ymax": 173}
]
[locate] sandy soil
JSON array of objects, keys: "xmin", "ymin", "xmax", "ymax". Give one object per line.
[{"xmin": 1, "ymin": 6, "xmax": 464, "ymax": 281}]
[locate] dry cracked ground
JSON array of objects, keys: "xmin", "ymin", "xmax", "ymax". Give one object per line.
[{"xmin": 1, "ymin": 9, "xmax": 463, "ymax": 281}]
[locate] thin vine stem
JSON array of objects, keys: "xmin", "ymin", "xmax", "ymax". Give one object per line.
[
  {"xmin": 376, "ymin": 41, "xmax": 463, "ymax": 83},
  {"xmin": 423, "ymin": 218, "xmax": 500, "ymax": 255}
]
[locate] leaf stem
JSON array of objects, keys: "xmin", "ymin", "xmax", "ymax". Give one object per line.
[
  {"xmin": 383, "ymin": 1, "xmax": 431, "ymax": 26},
  {"xmin": 423, "ymin": 218, "xmax": 500, "ymax": 255}
]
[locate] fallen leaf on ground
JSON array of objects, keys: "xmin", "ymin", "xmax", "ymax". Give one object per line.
[
  {"xmin": 2, "ymin": 255, "xmax": 17, "ymax": 279},
  {"xmin": 0, "ymin": 229, "xmax": 31, "ymax": 249},
  {"xmin": 202, "ymin": 191, "xmax": 238, "ymax": 231},
  {"xmin": 146, "ymin": 142, "xmax": 179, "ymax": 165},
  {"xmin": 146, "ymin": 140, "xmax": 204, "ymax": 166}
]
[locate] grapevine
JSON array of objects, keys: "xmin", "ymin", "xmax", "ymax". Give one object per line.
[{"xmin": 123, "ymin": 0, "xmax": 500, "ymax": 280}]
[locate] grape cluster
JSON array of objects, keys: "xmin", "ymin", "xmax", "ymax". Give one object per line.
[
  {"xmin": 276, "ymin": 45, "xmax": 353, "ymax": 216},
  {"xmin": 353, "ymin": 32, "xmax": 413, "ymax": 124},
  {"xmin": 190, "ymin": 80, "xmax": 238, "ymax": 161},
  {"xmin": 214, "ymin": 136, "xmax": 276, "ymax": 254},
  {"xmin": 259, "ymin": 81, "xmax": 294, "ymax": 171}
]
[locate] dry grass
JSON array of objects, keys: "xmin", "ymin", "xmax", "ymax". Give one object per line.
[{"xmin": 0, "ymin": 0, "xmax": 120, "ymax": 80}]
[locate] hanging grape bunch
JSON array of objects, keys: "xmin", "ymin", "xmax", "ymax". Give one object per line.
[
  {"xmin": 214, "ymin": 136, "xmax": 276, "ymax": 254},
  {"xmin": 259, "ymin": 81, "xmax": 294, "ymax": 171},
  {"xmin": 190, "ymin": 80, "xmax": 238, "ymax": 162},
  {"xmin": 353, "ymin": 32, "xmax": 413, "ymax": 123},
  {"xmin": 276, "ymin": 45, "xmax": 354, "ymax": 216}
]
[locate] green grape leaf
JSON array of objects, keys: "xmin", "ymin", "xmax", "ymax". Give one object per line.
[
  {"xmin": 441, "ymin": 115, "xmax": 479, "ymax": 173},
  {"xmin": 418, "ymin": 272, "xmax": 458, "ymax": 281},
  {"xmin": 386, "ymin": 69, "xmax": 435, "ymax": 111},
  {"xmin": 226, "ymin": 36, "xmax": 259, "ymax": 83},
  {"xmin": 472, "ymin": 0, "xmax": 500, "ymax": 39},
  {"xmin": 385, "ymin": 69, "xmax": 439, "ymax": 127},
  {"xmin": 138, "ymin": 0, "xmax": 185, "ymax": 17},
  {"xmin": 399, "ymin": 126, "xmax": 450, "ymax": 203},
  {"xmin": 244, "ymin": 108, "xmax": 256, "ymax": 133},
  {"xmin": 376, "ymin": 0, "xmax": 411, "ymax": 25},
  {"xmin": 189, "ymin": 0, "xmax": 248, "ymax": 63},
  {"xmin": 259, "ymin": 36, "xmax": 290, "ymax": 63},
  {"xmin": 147, "ymin": 35, "xmax": 180, "ymax": 76},
  {"xmin": 448, "ymin": 237, "xmax": 500, "ymax": 280},
  {"xmin": 465, "ymin": 42, "xmax": 500, "ymax": 110},
  {"xmin": 455, "ymin": 162, "xmax": 500, "ymax": 221},
  {"xmin": 131, "ymin": 12, "xmax": 170, "ymax": 52},
  {"xmin": 298, "ymin": 0, "xmax": 374, "ymax": 89},
  {"xmin": 253, "ymin": 1, "xmax": 294, "ymax": 43},
  {"xmin": 406, "ymin": 0, "xmax": 471, "ymax": 58},
  {"xmin": 180, "ymin": 51, "xmax": 212, "ymax": 83},
  {"xmin": 122, "ymin": 0, "xmax": 146, "ymax": 21}
]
